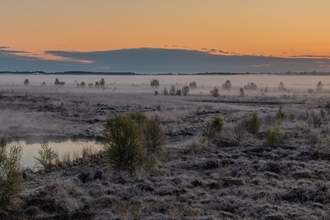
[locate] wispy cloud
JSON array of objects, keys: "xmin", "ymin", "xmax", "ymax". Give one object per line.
[
  {"xmin": 2, "ymin": 47, "xmax": 330, "ymax": 73},
  {"xmin": 290, "ymin": 55, "xmax": 330, "ymax": 59}
]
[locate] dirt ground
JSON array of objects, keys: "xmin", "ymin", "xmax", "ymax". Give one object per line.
[{"xmin": 1, "ymin": 83, "xmax": 330, "ymax": 219}]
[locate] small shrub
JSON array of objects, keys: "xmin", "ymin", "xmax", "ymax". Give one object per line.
[
  {"xmin": 210, "ymin": 87, "xmax": 219, "ymax": 97},
  {"xmin": 232, "ymin": 123, "xmax": 247, "ymax": 144},
  {"xmin": 265, "ymin": 125, "xmax": 282, "ymax": 146},
  {"xmin": 34, "ymin": 143, "xmax": 58, "ymax": 170},
  {"xmin": 313, "ymin": 115, "xmax": 323, "ymax": 128},
  {"xmin": 306, "ymin": 112, "xmax": 323, "ymax": 128},
  {"xmin": 88, "ymin": 83, "xmax": 93, "ymax": 87},
  {"xmin": 144, "ymin": 154, "xmax": 159, "ymax": 174},
  {"xmin": 276, "ymin": 106, "xmax": 285, "ymax": 121},
  {"xmin": 320, "ymin": 136, "xmax": 330, "ymax": 154},
  {"xmin": 80, "ymin": 82, "xmax": 86, "ymax": 87},
  {"xmin": 246, "ymin": 113, "xmax": 261, "ymax": 136},
  {"xmin": 103, "ymin": 115, "xmax": 144, "ymax": 172},
  {"xmin": 325, "ymin": 102, "xmax": 330, "ymax": 114},
  {"xmin": 176, "ymin": 89, "xmax": 182, "ymax": 96},
  {"xmin": 154, "ymin": 91, "xmax": 158, "ymax": 95},
  {"xmin": 41, "ymin": 81, "xmax": 46, "ymax": 86},
  {"xmin": 189, "ymin": 138, "xmax": 209, "ymax": 154},
  {"xmin": 0, "ymin": 138, "xmax": 23, "ymax": 207},
  {"xmin": 306, "ymin": 132, "xmax": 320, "ymax": 147},
  {"xmin": 54, "ymin": 78, "xmax": 65, "ymax": 85},
  {"xmin": 95, "ymin": 81, "xmax": 100, "ymax": 87},
  {"xmin": 150, "ymin": 79, "xmax": 160, "ymax": 87},
  {"xmin": 202, "ymin": 117, "xmax": 223, "ymax": 139},
  {"xmin": 182, "ymin": 86, "xmax": 189, "ymax": 96},
  {"xmin": 320, "ymin": 108, "xmax": 326, "ymax": 119},
  {"xmin": 144, "ymin": 115, "xmax": 166, "ymax": 156},
  {"xmin": 289, "ymin": 113, "xmax": 295, "ymax": 122}
]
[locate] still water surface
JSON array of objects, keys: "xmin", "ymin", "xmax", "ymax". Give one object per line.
[{"xmin": 10, "ymin": 141, "xmax": 103, "ymax": 169}]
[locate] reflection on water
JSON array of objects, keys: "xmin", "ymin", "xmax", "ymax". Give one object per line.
[{"xmin": 11, "ymin": 141, "xmax": 103, "ymax": 169}]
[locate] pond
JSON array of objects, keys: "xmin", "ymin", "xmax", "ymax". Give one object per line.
[{"xmin": 9, "ymin": 140, "xmax": 104, "ymax": 169}]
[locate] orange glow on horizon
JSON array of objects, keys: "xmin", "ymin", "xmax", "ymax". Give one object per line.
[{"xmin": 2, "ymin": 0, "xmax": 330, "ymax": 60}]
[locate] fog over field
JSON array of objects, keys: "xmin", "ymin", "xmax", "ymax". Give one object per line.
[
  {"xmin": 2, "ymin": 73, "xmax": 330, "ymax": 218},
  {"xmin": 2, "ymin": 74, "xmax": 330, "ymax": 89}
]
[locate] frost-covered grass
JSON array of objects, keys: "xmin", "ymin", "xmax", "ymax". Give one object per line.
[{"xmin": 1, "ymin": 84, "xmax": 330, "ymax": 219}]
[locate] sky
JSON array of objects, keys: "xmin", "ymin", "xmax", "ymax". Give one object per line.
[{"xmin": 1, "ymin": 0, "xmax": 330, "ymax": 72}]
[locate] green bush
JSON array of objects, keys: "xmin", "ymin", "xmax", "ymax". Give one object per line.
[
  {"xmin": 276, "ymin": 106, "xmax": 285, "ymax": 121},
  {"xmin": 202, "ymin": 116, "xmax": 223, "ymax": 139},
  {"xmin": 144, "ymin": 115, "xmax": 166, "ymax": 156},
  {"xmin": 0, "ymin": 137, "xmax": 23, "ymax": 207},
  {"xmin": 104, "ymin": 115, "xmax": 145, "ymax": 171},
  {"xmin": 129, "ymin": 112, "xmax": 148, "ymax": 127},
  {"xmin": 232, "ymin": 123, "xmax": 247, "ymax": 144},
  {"xmin": 314, "ymin": 115, "xmax": 323, "ymax": 128},
  {"xmin": 246, "ymin": 113, "xmax": 261, "ymax": 136},
  {"xmin": 265, "ymin": 126, "xmax": 282, "ymax": 147},
  {"xmin": 306, "ymin": 112, "xmax": 323, "ymax": 128},
  {"xmin": 129, "ymin": 113, "xmax": 166, "ymax": 156},
  {"xmin": 34, "ymin": 143, "xmax": 58, "ymax": 170}
]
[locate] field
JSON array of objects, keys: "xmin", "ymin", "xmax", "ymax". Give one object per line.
[{"xmin": 1, "ymin": 80, "xmax": 330, "ymax": 219}]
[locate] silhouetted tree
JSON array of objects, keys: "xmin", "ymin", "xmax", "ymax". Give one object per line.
[
  {"xmin": 210, "ymin": 87, "xmax": 219, "ymax": 97},
  {"xmin": 222, "ymin": 80, "xmax": 232, "ymax": 90},
  {"xmin": 239, "ymin": 87, "xmax": 245, "ymax": 97},
  {"xmin": 99, "ymin": 78, "xmax": 105, "ymax": 87},
  {"xmin": 243, "ymin": 82, "xmax": 257, "ymax": 90},
  {"xmin": 189, "ymin": 82, "xmax": 197, "ymax": 89},
  {"xmin": 278, "ymin": 82, "xmax": 286, "ymax": 91},
  {"xmin": 151, "ymin": 79, "xmax": 160, "ymax": 87},
  {"xmin": 24, "ymin": 79, "xmax": 29, "ymax": 86},
  {"xmin": 182, "ymin": 86, "xmax": 189, "ymax": 96},
  {"xmin": 316, "ymin": 81, "xmax": 323, "ymax": 92}
]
